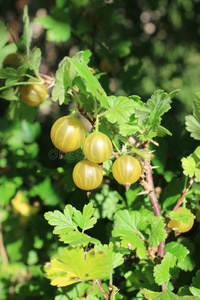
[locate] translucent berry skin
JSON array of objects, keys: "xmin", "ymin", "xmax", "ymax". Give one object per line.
[
  {"xmin": 112, "ymin": 155, "xmax": 141, "ymax": 185},
  {"xmin": 72, "ymin": 159, "xmax": 103, "ymax": 190},
  {"xmin": 168, "ymin": 207, "xmax": 194, "ymax": 233},
  {"xmin": 83, "ymin": 131, "xmax": 113, "ymax": 163},
  {"xmin": 3, "ymin": 53, "xmax": 24, "ymax": 69},
  {"xmin": 50, "ymin": 115, "xmax": 86, "ymax": 153},
  {"xmin": 20, "ymin": 80, "xmax": 48, "ymax": 107}
]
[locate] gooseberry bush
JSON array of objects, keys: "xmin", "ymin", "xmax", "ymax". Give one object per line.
[{"xmin": 1, "ymin": 6, "xmax": 200, "ymax": 300}]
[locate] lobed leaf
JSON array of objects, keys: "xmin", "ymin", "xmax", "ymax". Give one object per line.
[
  {"xmin": 190, "ymin": 270, "xmax": 200, "ymax": 297},
  {"xmin": 168, "ymin": 210, "xmax": 195, "ymax": 226},
  {"xmin": 112, "ymin": 210, "xmax": 147, "ymax": 258},
  {"xmin": 185, "ymin": 98, "xmax": 200, "ymax": 141},
  {"xmin": 141, "ymin": 288, "xmax": 199, "ymax": 299},
  {"xmin": 44, "ymin": 247, "xmax": 110, "ymax": 287},
  {"xmin": 153, "ymin": 252, "xmax": 177, "ymax": 285},
  {"xmin": 165, "ymin": 242, "xmax": 189, "ymax": 263},
  {"xmin": 95, "ymin": 242, "xmax": 124, "ymax": 270},
  {"xmin": 182, "ymin": 151, "xmax": 200, "ymax": 182},
  {"xmin": 44, "ymin": 205, "xmax": 77, "ymax": 234},
  {"xmin": 146, "ymin": 215, "xmax": 167, "ymax": 247},
  {"xmin": 59, "ymin": 231, "xmax": 100, "ymax": 247},
  {"xmin": 72, "ymin": 203, "xmax": 97, "ymax": 232},
  {"xmin": 106, "ymin": 96, "xmax": 137, "ymax": 124}
]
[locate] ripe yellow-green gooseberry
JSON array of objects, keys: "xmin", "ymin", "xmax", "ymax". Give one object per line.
[
  {"xmin": 83, "ymin": 131, "xmax": 113, "ymax": 163},
  {"xmin": 20, "ymin": 80, "xmax": 48, "ymax": 107},
  {"xmin": 73, "ymin": 159, "xmax": 103, "ymax": 190},
  {"xmin": 112, "ymin": 155, "xmax": 141, "ymax": 185},
  {"xmin": 168, "ymin": 207, "xmax": 194, "ymax": 233},
  {"xmin": 2, "ymin": 53, "xmax": 24, "ymax": 69},
  {"xmin": 50, "ymin": 115, "xmax": 86, "ymax": 153}
]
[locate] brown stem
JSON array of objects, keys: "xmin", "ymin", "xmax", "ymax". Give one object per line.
[
  {"xmin": 172, "ymin": 176, "xmax": 195, "ymax": 211},
  {"xmin": 78, "ymin": 105, "xmax": 94, "ymax": 126},
  {"xmin": 95, "ymin": 279, "xmax": 109, "ymax": 300},
  {"xmin": 0, "ymin": 222, "xmax": 9, "ymax": 263},
  {"xmin": 140, "ymin": 142, "xmax": 165, "ymax": 259}
]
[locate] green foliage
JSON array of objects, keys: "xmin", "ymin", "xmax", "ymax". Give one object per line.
[
  {"xmin": 1, "ymin": 3, "xmax": 200, "ymax": 300},
  {"xmin": 168, "ymin": 210, "xmax": 195, "ymax": 226},
  {"xmin": 44, "ymin": 247, "xmax": 110, "ymax": 287},
  {"xmin": 153, "ymin": 252, "xmax": 177, "ymax": 285},
  {"xmin": 185, "ymin": 97, "xmax": 200, "ymax": 141},
  {"xmin": 182, "ymin": 146, "xmax": 200, "ymax": 182}
]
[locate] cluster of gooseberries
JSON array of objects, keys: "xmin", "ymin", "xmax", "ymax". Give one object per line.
[
  {"xmin": 2, "ymin": 53, "xmax": 48, "ymax": 107},
  {"xmin": 50, "ymin": 114, "xmax": 142, "ymax": 191}
]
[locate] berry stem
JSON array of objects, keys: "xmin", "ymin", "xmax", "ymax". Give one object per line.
[{"xmin": 172, "ymin": 175, "xmax": 195, "ymax": 211}]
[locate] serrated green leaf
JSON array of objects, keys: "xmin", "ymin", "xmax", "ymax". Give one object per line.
[
  {"xmin": 70, "ymin": 56, "xmax": 107, "ymax": 108},
  {"xmin": 90, "ymin": 184, "xmax": 123, "ymax": 220},
  {"xmin": 21, "ymin": 5, "xmax": 32, "ymax": 55},
  {"xmin": 44, "ymin": 247, "xmax": 110, "ymax": 287},
  {"xmin": 118, "ymin": 123, "xmax": 140, "ymax": 136},
  {"xmin": 165, "ymin": 242, "xmax": 189, "ymax": 264},
  {"xmin": 169, "ymin": 210, "xmax": 195, "ymax": 226},
  {"xmin": 189, "ymin": 270, "xmax": 200, "ymax": 297},
  {"xmin": 72, "ymin": 203, "xmax": 97, "ymax": 231},
  {"xmin": 185, "ymin": 115, "xmax": 200, "ymax": 141},
  {"xmin": 156, "ymin": 125, "xmax": 172, "ymax": 137},
  {"xmin": 44, "ymin": 204, "xmax": 77, "ymax": 234},
  {"xmin": 182, "ymin": 156, "xmax": 197, "ymax": 178},
  {"xmin": 59, "ymin": 230, "xmax": 100, "ymax": 247},
  {"xmin": 95, "ymin": 242, "xmax": 124, "ymax": 270},
  {"xmin": 146, "ymin": 215, "xmax": 167, "ymax": 247},
  {"xmin": 0, "ymin": 88, "xmax": 18, "ymax": 101},
  {"xmin": 29, "ymin": 47, "xmax": 42, "ymax": 71},
  {"xmin": 112, "ymin": 210, "xmax": 147, "ymax": 258},
  {"xmin": 106, "ymin": 96, "xmax": 137, "ymax": 124},
  {"xmin": 140, "ymin": 288, "xmax": 199, "ymax": 300},
  {"xmin": 51, "ymin": 57, "xmax": 76, "ymax": 104},
  {"xmin": 135, "ymin": 90, "xmax": 178, "ymax": 138},
  {"xmin": 153, "ymin": 252, "xmax": 177, "ymax": 285},
  {"xmin": 185, "ymin": 98, "xmax": 200, "ymax": 140}
]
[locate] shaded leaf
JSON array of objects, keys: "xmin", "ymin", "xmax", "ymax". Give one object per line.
[{"xmin": 190, "ymin": 270, "xmax": 200, "ymax": 297}]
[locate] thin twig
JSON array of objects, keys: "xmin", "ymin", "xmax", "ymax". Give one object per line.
[
  {"xmin": 0, "ymin": 222, "xmax": 8, "ymax": 263},
  {"xmin": 172, "ymin": 175, "xmax": 195, "ymax": 211},
  {"xmin": 78, "ymin": 105, "xmax": 94, "ymax": 126},
  {"xmin": 95, "ymin": 279, "xmax": 109, "ymax": 300}
]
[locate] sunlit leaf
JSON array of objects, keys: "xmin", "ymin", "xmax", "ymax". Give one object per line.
[{"xmin": 44, "ymin": 247, "xmax": 110, "ymax": 287}]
